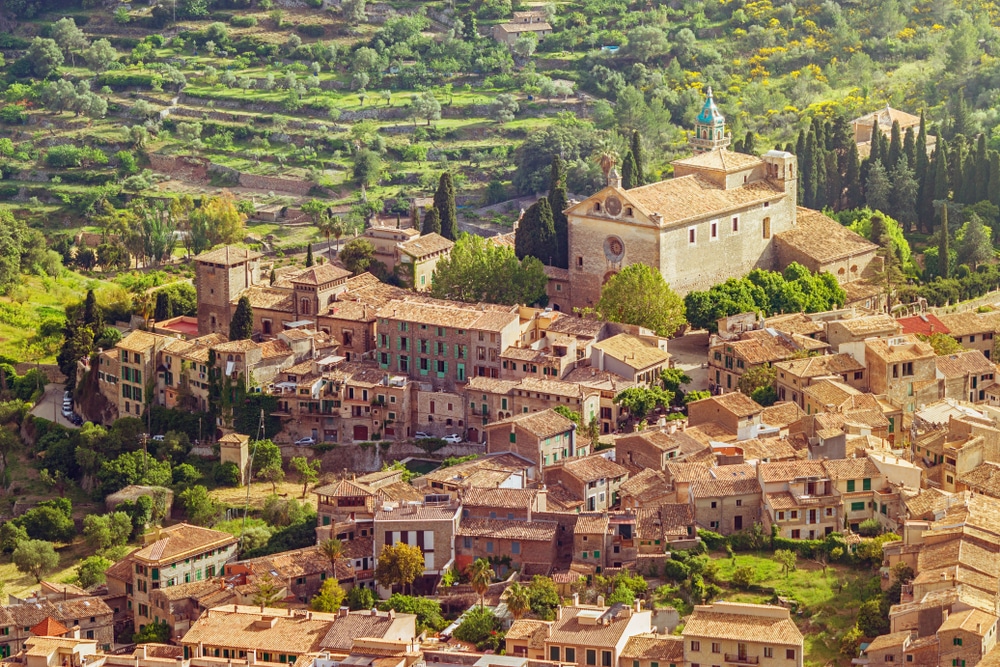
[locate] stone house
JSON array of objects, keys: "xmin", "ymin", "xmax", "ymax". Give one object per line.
[
  {"xmin": 363, "ymin": 224, "xmax": 419, "ymax": 271},
  {"xmin": 484, "ymin": 409, "xmax": 579, "ymax": 468},
  {"xmin": 544, "ymin": 266, "xmax": 572, "ymax": 313},
  {"xmin": 372, "ymin": 499, "xmax": 461, "ymax": 594},
  {"xmin": 682, "ymin": 602, "xmax": 804, "ymax": 667},
  {"xmin": 375, "ymin": 301, "xmax": 520, "ymax": 389},
  {"xmin": 159, "ymin": 333, "xmax": 226, "ymax": 413},
  {"xmin": 415, "ymin": 387, "xmax": 465, "ymax": 439},
  {"xmin": 562, "ymin": 368, "xmax": 635, "ymax": 434},
  {"xmin": 825, "ymin": 313, "xmax": 901, "ymax": 355},
  {"xmin": 687, "ymin": 393, "xmax": 765, "ymax": 438},
  {"xmin": 773, "ymin": 353, "xmax": 867, "ymax": 407},
  {"xmin": 772, "ymin": 207, "xmax": 879, "ymax": 288},
  {"xmin": 822, "ymin": 457, "xmax": 894, "ymax": 533},
  {"xmin": 505, "ymin": 600, "xmax": 653, "ymax": 666},
  {"xmin": 459, "ymin": 487, "xmax": 547, "ymax": 520},
  {"xmin": 865, "ymin": 335, "xmax": 938, "ymax": 413},
  {"xmin": 397, "ymin": 232, "xmax": 454, "ymax": 292},
  {"xmin": 618, "ymin": 469, "xmax": 673, "ymax": 509},
  {"xmin": 313, "ymin": 469, "xmax": 423, "ymax": 542},
  {"xmin": 591, "ymin": 334, "xmax": 671, "ymax": 385},
  {"xmin": 708, "ymin": 328, "xmax": 829, "ymax": 394},
  {"xmin": 107, "ymin": 523, "xmax": 238, "ymax": 633},
  {"xmin": 455, "ymin": 518, "xmax": 558, "ymax": 574},
  {"xmin": 225, "ymin": 545, "xmax": 338, "ymax": 604},
  {"xmin": 688, "ymin": 463, "xmax": 761, "ymax": 535},
  {"xmin": 469, "ymin": 376, "xmax": 601, "ymax": 443},
  {"xmin": 414, "ymin": 452, "xmax": 536, "ymax": 494},
  {"xmin": 936, "ymin": 350, "xmax": 996, "ymax": 403},
  {"xmin": 758, "ymin": 461, "xmax": 839, "ymax": 540},
  {"xmin": 618, "ymin": 635, "xmax": 684, "ymax": 667},
  {"xmin": 615, "ymin": 429, "xmax": 707, "ymax": 471},
  {"xmin": 218, "ymin": 432, "xmax": 249, "ymax": 484},
  {"xmin": 146, "ymin": 578, "xmax": 240, "ymax": 642},
  {"xmin": 0, "ymin": 597, "xmax": 114, "ymax": 656},
  {"xmin": 937, "ymin": 311, "xmax": 1000, "ymax": 360},
  {"xmin": 492, "ymin": 21, "xmax": 553, "ymax": 45},
  {"xmin": 544, "ymin": 453, "xmax": 629, "ymax": 512},
  {"xmin": 97, "ymin": 329, "xmax": 175, "ymax": 420}
]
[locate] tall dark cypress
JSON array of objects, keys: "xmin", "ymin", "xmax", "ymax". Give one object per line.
[
  {"xmin": 796, "ymin": 130, "xmax": 807, "ymax": 205},
  {"xmin": 630, "ymin": 131, "xmax": 645, "ymax": 186},
  {"xmin": 903, "ymin": 127, "xmax": 916, "ymax": 170},
  {"xmin": 915, "ymin": 112, "xmax": 929, "ymax": 181},
  {"xmin": 434, "ymin": 172, "xmax": 458, "ymax": 240},
  {"xmin": 813, "ymin": 148, "xmax": 828, "ymax": 210},
  {"xmin": 887, "ymin": 120, "xmax": 902, "ymax": 172},
  {"xmin": 844, "ymin": 143, "xmax": 863, "ymax": 210},
  {"xmin": 990, "ymin": 152, "xmax": 1000, "ymax": 208},
  {"xmin": 869, "ymin": 120, "xmax": 882, "ymax": 165},
  {"xmin": 548, "ymin": 156, "xmax": 569, "ymax": 269},
  {"xmin": 622, "ymin": 150, "xmax": 637, "ymax": 190},
  {"xmin": 961, "ymin": 150, "xmax": 977, "ymax": 204},
  {"xmin": 515, "ymin": 198, "xmax": 556, "ymax": 264},
  {"xmin": 803, "ymin": 131, "xmax": 817, "ymax": 207},
  {"xmin": 422, "ymin": 206, "xmax": 442, "ymax": 235},
  {"xmin": 950, "ymin": 140, "xmax": 965, "ymax": 203},
  {"xmin": 306, "ymin": 242, "xmax": 314, "ymax": 267},
  {"xmin": 940, "ymin": 202, "xmax": 950, "ymax": 279},
  {"xmin": 976, "ymin": 134, "xmax": 989, "ymax": 202},
  {"xmin": 934, "ymin": 139, "xmax": 950, "ymax": 202}
]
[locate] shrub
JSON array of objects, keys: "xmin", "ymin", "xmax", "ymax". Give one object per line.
[
  {"xmin": 0, "ymin": 105, "xmax": 28, "ymax": 124},
  {"xmin": 214, "ymin": 461, "xmax": 242, "ymax": 486},
  {"xmin": 296, "ymin": 24, "xmax": 326, "ymax": 37},
  {"xmin": 858, "ymin": 518, "xmax": 882, "ymax": 536},
  {"xmin": 230, "ymin": 15, "xmax": 258, "ymax": 26}
]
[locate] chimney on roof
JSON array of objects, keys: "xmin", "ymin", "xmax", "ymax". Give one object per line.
[
  {"xmin": 572, "ymin": 593, "xmax": 579, "ymax": 607},
  {"xmin": 597, "ymin": 595, "xmax": 605, "ymax": 608},
  {"xmin": 556, "ymin": 606, "xmax": 563, "ymax": 620}
]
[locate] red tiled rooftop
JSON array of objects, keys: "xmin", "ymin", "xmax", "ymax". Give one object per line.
[{"xmin": 896, "ymin": 314, "xmax": 950, "ymax": 336}]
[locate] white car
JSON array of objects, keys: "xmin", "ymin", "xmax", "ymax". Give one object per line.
[
  {"xmin": 62, "ymin": 407, "xmax": 73, "ymax": 417},
  {"xmin": 295, "ymin": 436, "xmax": 316, "ymax": 446},
  {"xmin": 442, "ymin": 434, "xmax": 462, "ymax": 444},
  {"xmin": 413, "ymin": 432, "xmax": 432, "ymax": 440},
  {"xmin": 151, "ymin": 434, "xmax": 165, "ymax": 442}
]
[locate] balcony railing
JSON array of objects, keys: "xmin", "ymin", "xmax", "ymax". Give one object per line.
[{"xmin": 725, "ymin": 655, "xmax": 758, "ymax": 665}]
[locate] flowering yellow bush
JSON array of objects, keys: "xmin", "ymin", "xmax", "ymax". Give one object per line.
[{"xmin": 897, "ymin": 27, "xmax": 916, "ymax": 40}]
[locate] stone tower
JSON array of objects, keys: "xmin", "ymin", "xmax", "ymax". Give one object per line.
[
  {"xmin": 690, "ymin": 87, "xmax": 731, "ymax": 153},
  {"xmin": 194, "ymin": 246, "xmax": 262, "ymax": 336}
]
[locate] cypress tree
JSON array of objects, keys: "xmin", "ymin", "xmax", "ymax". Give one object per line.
[
  {"xmin": 422, "ymin": 206, "xmax": 442, "ymax": 235},
  {"xmin": 903, "ymin": 127, "xmax": 916, "ymax": 170},
  {"xmin": 630, "ymin": 131, "xmax": 645, "ymax": 186},
  {"xmin": 940, "ymin": 202, "xmax": 950, "ymax": 279},
  {"xmin": 154, "ymin": 291, "xmax": 172, "ymax": 322},
  {"xmin": 803, "ymin": 132, "xmax": 817, "ymax": 207},
  {"xmin": 269, "ymin": 268, "xmax": 276, "ymax": 285},
  {"xmin": 961, "ymin": 150, "xmax": 977, "ymax": 204},
  {"xmin": 915, "ymin": 112, "xmax": 929, "ymax": 181},
  {"xmin": 825, "ymin": 151, "xmax": 841, "ymax": 210},
  {"xmin": 990, "ymin": 152, "xmax": 1000, "ymax": 208},
  {"xmin": 869, "ymin": 119, "xmax": 882, "ymax": 165},
  {"xmin": 548, "ymin": 156, "xmax": 569, "ymax": 269},
  {"xmin": 952, "ymin": 94, "xmax": 971, "ymax": 139},
  {"xmin": 887, "ymin": 120, "xmax": 902, "ymax": 171},
  {"xmin": 622, "ymin": 150, "xmax": 637, "ymax": 190},
  {"xmin": 83, "ymin": 289, "xmax": 99, "ymax": 327},
  {"xmin": 976, "ymin": 134, "xmax": 989, "ymax": 202},
  {"xmin": 434, "ymin": 172, "xmax": 458, "ymax": 240},
  {"xmin": 934, "ymin": 140, "xmax": 950, "ymax": 201},
  {"xmin": 796, "ymin": 130, "xmax": 807, "ymax": 204},
  {"xmin": 844, "ymin": 143, "xmax": 863, "ymax": 209},
  {"xmin": 515, "ymin": 197, "xmax": 557, "ymax": 263},
  {"xmin": 784, "ymin": 142, "xmax": 794, "ymax": 154},
  {"xmin": 306, "ymin": 242, "xmax": 314, "ymax": 267},
  {"xmin": 950, "ymin": 140, "xmax": 965, "ymax": 203},
  {"xmin": 229, "ymin": 295, "xmax": 254, "ymax": 341},
  {"xmin": 813, "ymin": 148, "xmax": 828, "ymax": 209},
  {"xmin": 740, "ymin": 130, "xmax": 756, "ymax": 155}
]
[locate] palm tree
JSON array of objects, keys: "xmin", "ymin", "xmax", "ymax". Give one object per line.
[
  {"xmin": 320, "ymin": 537, "xmax": 344, "ymax": 577},
  {"xmin": 315, "ymin": 213, "xmax": 337, "ymax": 262},
  {"xmin": 331, "ymin": 218, "xmax": 345, "ymax": 257},
  {"xmin": 467, "ymin": 558, "xmax": 494, "ymax": 610},
  {"xmin": 505, "ymin": 582, "xmax": 531, "ymax": 620},
  {"xmin": 598, "ymin": 151, "xmax": 617, "ymax": 179}
]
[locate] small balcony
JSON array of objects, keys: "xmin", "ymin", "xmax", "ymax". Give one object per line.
[{"xmin": 725, "ymin": 655, "xmax": 758, "ymax": 665}]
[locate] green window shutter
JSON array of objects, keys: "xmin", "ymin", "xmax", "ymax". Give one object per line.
[
  {"xmin": 509, "ymin": 432, "xmax": 516, "ymax": 443},
  {"xmin": 863, "ymin": 478, "xmax": 872, "ymax": 491},
  {"xmin": 846, "ymin": 480, "xmax": 855, "ymax": 492}
]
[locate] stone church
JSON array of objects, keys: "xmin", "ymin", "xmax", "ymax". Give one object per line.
[{"xmin": 560, "ymin": 89, "xmax": 879, "ymax": 311}]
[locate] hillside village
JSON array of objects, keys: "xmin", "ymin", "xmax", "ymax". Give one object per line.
[{"xmin": 8, "ymin": 0, "xmax": 1000, "ymax": 665}]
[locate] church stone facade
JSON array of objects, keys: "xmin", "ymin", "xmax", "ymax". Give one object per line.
[{"xmin": 565, "ymin": 90, "xmax": 799, "ymax": 310}]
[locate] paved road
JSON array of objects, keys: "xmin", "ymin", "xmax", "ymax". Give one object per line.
[
  {"xmin": 30, "ymin": 383, "xmax": 80, "ymax": 429},
  {"xmin": 669, "ymin": 331, "xmax": 711, "ymax": 392}
]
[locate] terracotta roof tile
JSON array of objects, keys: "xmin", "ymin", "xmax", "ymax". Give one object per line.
[
  {"xmin": 774, "ymin": 208, "xmax": 877, "ymax": 264},
  {"xmin": 937, "ymin": 311, "xmax": 1000, "ymax": 337},
  {"xmin": 865, "ymin": 335, "xmax": 936, "ymax": 363},
  {"xmin": 291, "ymin": 264, "xmax": 351, "ymax": 285},
  {"xmin": 832, "ymin": 314, "xmax": 901, "ymax": 337},
  {"xmin": 616, "ymin": 175, "xmax": 784, "ymax": 227},
  {"xmin": 133, "ymin": 523, "xmax": 237, "ymax": 564},
  {"xmin": 760, "ymin": 401, "xmax": 805, "ymax": 428},
  {"xmin": 195, "ymin": 246, "xmax": 262, "ymax": 265},
  {"xmin": 460, "ymin": 487, "xmax": 539, "ymax": 510},
  {"xmin": 555, "ymin": 454, "xmax": 629, "ymax": 483},
  {"xmin": 896, "ymin": 314, "xmax": 950, "ymax": 336},
  {"xmin": 592, "ymin": 334, "xmax": 670, "ymax": 370},
  {"xmin": 457, "ymin": 518, "xmax": 557, "ymax": 542},
  {"xmin": 773, "ymin": 353, "xmax": 865, "ymax": 379},
  {"xmin": 398, "ymin": 233, "xmax": 454, "ymax": 259},
  {"xmin": 620, "ymin": 635, "xmax": 685, "ymax": 661},
  {"xmin": 689, "ymin": 392, "xmax": 763, "ymax": 417},
  {"xmin": 758, "ymin": 460, "xmax": 828, "ymax": 483},
  {"xmin": 682, "ymin": 603, "xmax": 802, "ymax": 645},
  {"xmin": 936, "ymin": 350, "xmax": 996, "ymax": 379},
  {"xmin": 671, "ymin": 149, "xmax": 762, "ymax": 172},
  {"xmin": 485, "ymin": 409, "xmax": 575, "ymax": 439}
]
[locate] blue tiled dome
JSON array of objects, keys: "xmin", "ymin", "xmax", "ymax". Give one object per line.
[{"xmin": 697, "ymin": 86, "xmax": 724, "ymax": 125}]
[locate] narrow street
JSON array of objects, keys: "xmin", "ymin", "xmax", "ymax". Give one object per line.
[
  {"xmin": 670, "ymin": 331, "xmax": 710, "ymax": 392},
  {"xmin": 30, "ymin": 383, "xmax": 80, "ymax": 429}
]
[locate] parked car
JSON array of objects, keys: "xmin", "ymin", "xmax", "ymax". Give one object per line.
[
  {"xmin": 413, "ymin": 432, "xmax": 432, "ymax": 440},
  {"xmin": 294, "ymin": 436, "xmax": 316, "ymax": 446},
  {"xmin": 70, "ymin": 414, "xmax": 83, "ymax": 426},
  {"xmin": 442, "ymin": 434, "xmax": 462, "ymax": 444},
  {"xmin": 151, "ymin": 434, "xmax": 165, "ymax": 442},
  {"xmin": 62, "ymin": 407, "xmax": 73, "ymax": 417}
]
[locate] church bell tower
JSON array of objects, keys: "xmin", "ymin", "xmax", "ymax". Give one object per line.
[{"xmin": 690, "ymin": 87, "xmax": 731, "ymax": 153}]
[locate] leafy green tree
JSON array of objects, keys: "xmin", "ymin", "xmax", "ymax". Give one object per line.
[
  {"xmin": 731, "ymin": 565, "xmax": 755, "ymax": 589},
  {"xmin": 229, "ymin": 296, "xmax": 253, "ymax": 341},
  {"xmin": 773, "ymin": 549, "xmax": 796, "ymax": 577},
  {"xmin": 857, "ymin": 599, "xmax": 889, "ymax": 637},
  {"xmin": 77, "ymin": 555, "xmax": 113, "ymax": 588},
  {"xmin": 613, "ymin": 386, "xmax": 673, "ymax": 423},
  {"xmin": 347, "ymin": 585, "xmax": 377, "ymax": 610},
  {"xmin": 0, "ymin": 522, "xmax": 28, "ymax": 554},
  {"xmin": 27, "ymin": 38, "xmax": 64, "ymax": 78},
  {"xmin": 251, "ymin": 440, "xmax": 284, "ymax": 493},
  {"xmin": 505, "ymin": 582, "xmax": 531, "ymax": 620},
  {"xmin": 18, "ymin": 499, "xmax": 76, "ymax": 542},
  {"xmin": 133, "ymin": 621, "xmax": 171, "ymax": 644},
  {"xmin": 453, "ymin": 606, "xmax": 503, "ymax": 652},
  {"xmin": 411, "ymin": 92, "xmax": 442, "ymax": 126},
  {"xmin": 434, "ymin": 173, "xmax": 458, "ymax": 241},
  {"xmin": 865, "ymin": 159, "xmax": 891, "ymax": 213},
  {"xmin": 918, "ymin": 332, "xmax": 964, "ymax": 356},
  {"xmin": 375, "ymin": 543, "xmax": 425, "ymax": 593},
  {"xmin": 83, "ymin": 39, "xmax": 118, "ymax": 73},
  {"xmin": 957, "ymin": 213, "xmax": 993, "ymax": 269},
  {"xmin": 595, "ymin": 263, "xmax": 685, "ymax": 337},
  {"xmin": 659, "ymin": 368, "xmax": 692, "ymax": 403},
  {"xmin": 291, "ymin": 457, "xmax": 321, "ymax": 498},
  {"xmin": 311, "ymin": 578, "xmax": 346, "ymax": 611},
  {"xmin": 621, "ymin": 150, "xmax": 638, "ymax": 190},
  {"xmin": 251, "ymin": 574, "xmax": 285, "ymax": 609},
  {"xmin": 737, "ymin": 364, "xmax": 775, "ymax": 398},
  {"xmin": 353, "ymin": 149, "xmax": 383, "ymax": 187},
  {"xmin": 382, "ymin": 594, "xmax": 446, "ymax": 632},
  {"xmin": 13, "ymin": 539, "xmax": 59, "ymax": 582},
  {"xmin": 431, "ymin": 233, "xmax": 547, "ymax": 306},
  {"xmin": 340, "ymin": 238, "xmax": 376, "ymax": 275},
  {"xmin": 178, "ymin": 485, "xmax": 220, "ymax": 526},
  {"xmin": 51, "ymin": 17, "xmax": 88, "ymax": 67},
  {"xmin": 83, "ymin": 513, "xmax": 133, "ymax": 551}
]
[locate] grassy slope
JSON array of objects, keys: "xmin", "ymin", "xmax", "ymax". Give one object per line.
[{"xmin": 712, "ymin": 553, "xmax": 870, "ymax": 667}]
